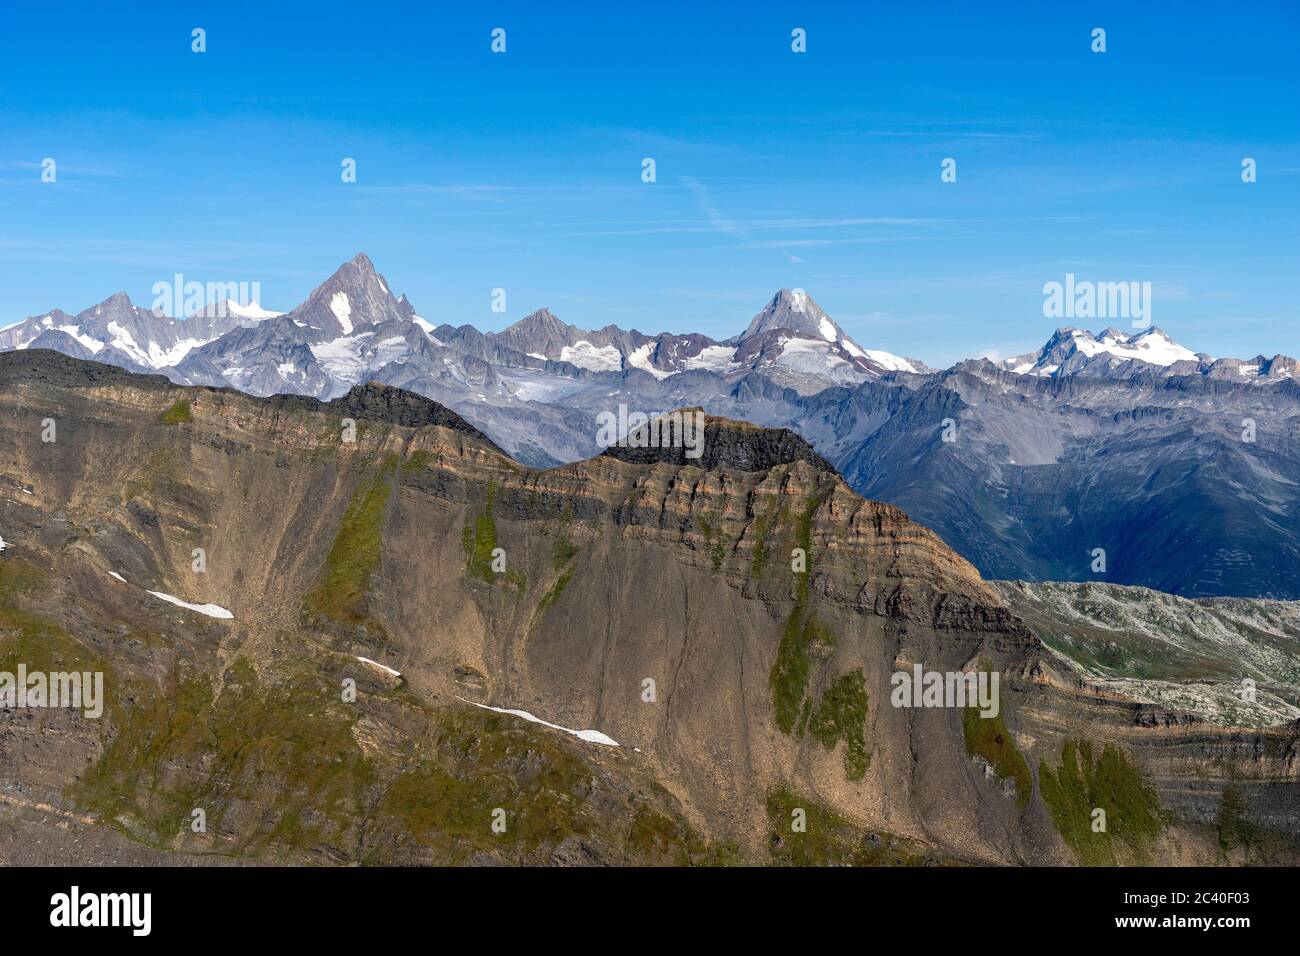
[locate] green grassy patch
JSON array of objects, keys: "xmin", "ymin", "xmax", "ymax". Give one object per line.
[
  {"xmin": 550, "ymin": 530, "xmax": 579, "ymax": 569},
  {"xmin": 400, "ymin": 449, "xmax": 433, "ymax": 475},
  {"xmin": 809, "ymin": 671, "xmax": 870, "ymax": 781},
  {"xmin": 0, "ymin": 560, "xmax": 106, "ymax": 674},
  {"xmin": 160, "ymin": 399, "xmax": 193, "ymax": 425},
  {"xmin": 962, "ymin": 704, "xmax": 1032, "ymax": 809},
  {"xmin": 304, "ymin": 467, "xmax": 393, "ymax": 626},
  {"xmin": 696, "ymin": 513, "xmax": 728, "ymax": 571},
  {"xmin": 462, "ymin": 483, "xmax": 500, "ymax": 583},
  {"xmin": 766, "ymin": 787, "xmax": 947, "ymax": 866},
  {"xmin": 770, "ymin": 612, "xmax": 836, "ymax": 734},
  {"xmin": 537, "ymin": 568, "xmax": 573, "ymax": 615},
  {"xmin": 1038, "ymin": 739, "xmax": 1163, "ymax": 865},
  {"xmin": 748, "ymin": 509, "xmax": 773, "ymax": 579},
  {"xmin": 375, "ymin": 706, "xmax": 734, "ymax": 865},
  {"xmin": 70, "ymin": 658, "xmax": 373, "ymax": 851}
]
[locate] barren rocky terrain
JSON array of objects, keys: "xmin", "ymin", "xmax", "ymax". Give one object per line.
[{"xmin": 1, "ymin": 350, "xmax": 1296, "ymax": 866}]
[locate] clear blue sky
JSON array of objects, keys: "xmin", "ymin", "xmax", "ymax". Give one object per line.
[{"xmin": 2, "ymin": 0, "xmax": 1297, "ymax": 367}]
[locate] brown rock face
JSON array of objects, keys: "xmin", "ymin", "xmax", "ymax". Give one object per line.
[{"xmin": 0, "ymin": 350, "xmax": 1296, "ymax": 865}]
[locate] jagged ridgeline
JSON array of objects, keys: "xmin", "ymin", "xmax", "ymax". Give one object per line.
[{"xmin": 0, "ymin": 349, "xmax": 1297, "ymax": 865}]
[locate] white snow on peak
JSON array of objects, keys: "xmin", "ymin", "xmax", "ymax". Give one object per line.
[
  {"xmin": 1010, "ymin": 327, "xmax": 1200, "ymax": 376},
  {"xmin": 790, "ymin": 289, "xmax": 810, "ymax": 314},
  {"xmin": 527, "ymin": 351, "xmax": 548, "ymax": 360},
  {"xmin": 148, "ymin": 337, "xmax": 206, "ymax": 368},
  {"xmin": 456, "ymin": 696, "xmax": 620, "ymax": 747},
  {"xmin": 1101, "ymin": 329, "xmax": 1197, "ymax": 366},
  {"xmin": 225, "ymin": 301, "xmax": 283, "ymax": 320},
  {"xmin": 329, "ymin": 292, "xmax": 354, "ymax": 335},
  {"xmin": 818, "ymin": 316, "xmax": 837, "ymax": 342},
  {"xmin": 108, "ymin": 571, "xmax": 126, "ymax": 582},
  {"xmin": 682, "ymin": 344, "xmax": 739, "ymax": 372},
  {"xmin": 412, "ymin": 315, "xmax": 437, "ymax": 336},
  {"xmin": 55, "ymin": 324, "xmax": 105, "ymax": 354},
  {"xmin": 626, "ymin": 343, "xmax": 672, "ymax": 379},
  {"xmin": 776, "ymin": 336, "xmax": 853, "ymax": 370},
  {"xmin": 356, "ymin": 656, "xmax": 401, "ymax": 678},
  {"xmin": 106, "ymin": 321, "xmax": 150, "ymax": 366},
  {"xmin": 559, "ymin": 340, "xmax": 622, "ymax": 372},
  {"xmin": 311, "ymin": 331, "xmax": 375, "ymax": 382},
  {"xmin": 861, "ymin": 349, "xmax": 918, "ymax": 373}
]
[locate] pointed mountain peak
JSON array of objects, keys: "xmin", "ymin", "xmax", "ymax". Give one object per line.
[
  {"xmin": 505, "ymin": 308, "xmax": 570, "ymax": 335},
  {"xmin": 286, "ymin": 253, "xmax": 405, "ymax": 336},
  {"xmin": 742, "ymin": 288, "xmax": 837, "ymax": 342},
  {"xmin": 494, "ymin": 308, "xmax": 589, "ymax": 359},
  {"xmin": 321, "ymin": 252, "xmax": 387, "ymax": 292},
  {"xmin": 77, "ymin": 291, "xmax": 143, "ymax": 324}
]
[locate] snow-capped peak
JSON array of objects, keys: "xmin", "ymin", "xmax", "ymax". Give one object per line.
[
  {"xmin": 1006, "ymin": 326, "xmax": 1201, "ymax": 376},
  {"xmin": 223, "ymin": 301, "xmax": 283, "ymax": 320}
]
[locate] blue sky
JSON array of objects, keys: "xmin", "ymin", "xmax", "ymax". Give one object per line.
[{"xmin": 2, "ymin": 0, "xmax": 1297, "ymax": 367}]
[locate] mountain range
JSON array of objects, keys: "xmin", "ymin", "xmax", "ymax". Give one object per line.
[
  {"xmin": 4, "ymin": 252, "xmax": 1298, "ymax": 598},
  {"xmin": 1, "ymin": 349, "xmax": 1296, "ymax": 865}
]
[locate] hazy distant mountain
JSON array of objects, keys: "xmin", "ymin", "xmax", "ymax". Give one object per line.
[{"xmin": 4, "ymin": 252, "xmax": 1297, "ymax": 597}]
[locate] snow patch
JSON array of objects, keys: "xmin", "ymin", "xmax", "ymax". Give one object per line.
[
  {"xmin": 106, "ymin": 321, "xmax": 150, "ymax": 366},
  {"xmin": 310, "ymin": 332, "xmax": 375, "ymax": 382},
  {"xmin": 818, "ymin": 316, "xmax": 837, "ymax": 342},
  {"xmin": 682, "ymin": 344, "xmax": 739, "ymax": 372},
  {"xmin": 146, "ymin": 590, "xmax": 233, "ymax": 619},
  {"xmin": 56, "ymin": 325, "xmax": 105, "ymax": 354},
  {"xmin": 356, "ymin": 656, "xmax": 401, "ymax": 678},
  {"xmin": 559, "ymin": 340, "xmax": 622, "ymax": 372},
  {"xmin": 456, "ymin": 696, "xmax": 620, "ymax": 747},
  {"xmin": 861, "ymin": 349, "xmax": 917, "ymax": 373},
  {"xmin": 225, "ymin": 301, "xmax": 283, "ymax": 320},
  {"xmin": 329, "ymin": 292, "xmax": 354, "ymax": 335},
  {"xmin": 106, "ymin": 569, "xmax": 232, "ymax": 619},
  {"xmin": 626, "ymin": 343, "xmax": 671, "ymax": 379}
]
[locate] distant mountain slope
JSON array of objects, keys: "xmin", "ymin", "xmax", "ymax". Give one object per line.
[
  {"xmin": 821, "ymin": 364, "xmax": 1300, "ymax": 598},
  {"xmin": 4, "ymin": 253, "xmax": 1298, "ymax": 597},
  {"xmin": 994, "ymin": 580, "xmax": 1300, "ymax": 726}
]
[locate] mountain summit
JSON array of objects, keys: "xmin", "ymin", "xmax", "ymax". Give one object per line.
[
  {"xmin": 741, "ymin": 288, "xmax": 841, "ymax": 342},
  {"xmin": 1003, "ymin": 326, "xmax": 1201, "ymax": 377}
]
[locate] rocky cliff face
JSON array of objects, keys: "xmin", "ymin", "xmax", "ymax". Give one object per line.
[{"xmin": 1, "ymin": 350, "xmax": 1296, "ymax": 866}]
